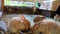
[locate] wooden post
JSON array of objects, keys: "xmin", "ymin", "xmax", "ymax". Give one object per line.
[
  {"xmin": 2, "ymin": 0, "xmax": 4, "ymax": 11},
  {"xmin": 33, "ymin": 0, "xmax": 36, "ymax": 13}
]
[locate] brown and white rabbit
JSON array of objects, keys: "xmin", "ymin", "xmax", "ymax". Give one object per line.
[
  {"xmin": 30, "ymin": 19, "xmax": 60, "ymax": 34},
  {"xmin": 8, "ymin": 15, "xmax": 30, "ymax": 34}
]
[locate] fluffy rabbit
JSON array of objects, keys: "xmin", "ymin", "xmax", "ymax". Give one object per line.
[
  {"xmin": 30, "ymin": 19, "xmax": 60, "ymax": 34},
  {"xmin": 8, "ymin": 15, "xmax": 30, "ymax": 34}
]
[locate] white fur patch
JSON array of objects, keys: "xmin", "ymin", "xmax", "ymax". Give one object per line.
[
  {"xmin": 42, "ymin": 19, "xmax": 55, "ymax": 24},
  {"xmin": 10, "ymin": 17, "xmax": 23, "ymax": 23},
  {"xmin": 42, "ymin": 19, "xmax": 60, "ymax": 26}
]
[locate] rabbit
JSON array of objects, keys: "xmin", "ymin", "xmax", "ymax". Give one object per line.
[
  {"xmin": 8, "ymin": 15, "xmax": 30, "ymax": 34},
  {"xmin": 30, "ymin": 19, "xmax": 60, "ymax": 34}
]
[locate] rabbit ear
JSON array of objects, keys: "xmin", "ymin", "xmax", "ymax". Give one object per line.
[{"xmin": 20, "ymin": 15, "xmax": 26, "ymax": 21}]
